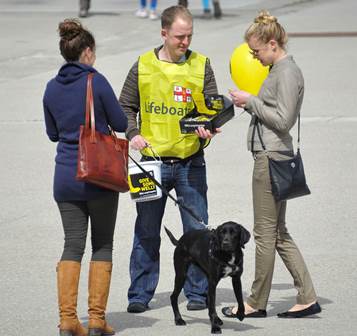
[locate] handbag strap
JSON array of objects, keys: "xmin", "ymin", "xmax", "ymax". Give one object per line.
[
  {"xmin": 85, "ymin": 73, "xmax": 122, "ymax": 149},
  {"xmin": 252, "ymin": 113, "xmax": 301, "ymax": 153},
  {"xmin": 85, "ymin": 73, "xmax": 97, "ymax": 143}
]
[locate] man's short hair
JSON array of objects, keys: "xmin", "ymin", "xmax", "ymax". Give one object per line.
[{"xmin": 161, "ymin": 5, "xmax": 193, "ymax": 29}]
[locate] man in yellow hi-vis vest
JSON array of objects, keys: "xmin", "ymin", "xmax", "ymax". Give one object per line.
[{"xmin": 119, "ymin": 5, "xmax": 220, "ymax": 314}]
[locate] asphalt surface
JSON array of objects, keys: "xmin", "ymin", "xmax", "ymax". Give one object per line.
[{"xmin": 1, "ymin": 0, "xmax": 357, "ymax": 335}]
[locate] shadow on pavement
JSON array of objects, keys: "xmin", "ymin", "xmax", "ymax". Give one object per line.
[
  {"xmin": 267, "ymin": 285, "xmax": 333, "ymax": 316},
  {"xmin": 106, "ymin": 311, "xmax": 159, "ymax": 332},
  {"xmin": 83, "ymin": 11, "xmax": 121, "ymax": 17},
  {"xmin": 180, "ymin": 314, "xmax": 262, "ymax": 332}
]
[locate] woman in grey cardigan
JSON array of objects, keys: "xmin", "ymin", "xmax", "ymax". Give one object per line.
[{"xmin": 223, "ymin": 11, "xmax": 321, "ymax": 318}]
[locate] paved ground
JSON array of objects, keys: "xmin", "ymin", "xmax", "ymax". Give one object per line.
[{"xmin": 1, "ymin": 0, "xmax": 357, "ymax": 335}]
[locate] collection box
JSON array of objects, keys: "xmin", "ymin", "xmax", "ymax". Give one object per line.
[{"xmin": 179, "ymin": 93, "xmax": 235, "ymax": 134}]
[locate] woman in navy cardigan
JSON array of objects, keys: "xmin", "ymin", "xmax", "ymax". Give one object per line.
[{"xmin": 43, "ymin": 19, "xmax": 127, "ymax": 336}]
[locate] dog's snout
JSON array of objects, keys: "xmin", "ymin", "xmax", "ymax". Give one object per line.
[
  {"xmin": 222, "ymin": 237, "xmax": 230, "ymax": 244},
  {"xmin": 221, "ymin": 236, "xmax": 233, "ymax": 250}
]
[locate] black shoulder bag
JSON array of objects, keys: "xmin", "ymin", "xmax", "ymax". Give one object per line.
[{"xmin": 253, "ymin": 114, "xmax": 311, "ymax": 202}]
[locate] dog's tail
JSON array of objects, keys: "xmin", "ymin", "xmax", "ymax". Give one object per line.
[{"xmin": 164, "ymin": 226, "xmax": 179, "ymax": 246}]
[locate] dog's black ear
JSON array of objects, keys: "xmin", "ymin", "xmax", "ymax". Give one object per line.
[{"xmin": 239, "ymin": 225, "xmax": 251, "ymax": 248}]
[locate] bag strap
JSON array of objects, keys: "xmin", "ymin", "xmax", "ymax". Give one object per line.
[
  {"xmin": 253, "ymin": 113, "xmax": 301, "ymax": 153},
  {"xmin": 85, "ymin": 73, "xmax": 97, "ymax": 143},
  {"xmin": 251, "ymin": 117, "xmax": 264, "ymax": 152},
  {"xmin": 297, "ymin": 112, "xmax": 301, "ymax": 150},
  {"xmin": 128, "ymin": 153, "xmax": 206, "ymax": 226},
  {"xmin": 85, "ymin": 73, "xmax": 125, "ymax": 151},
  {"xmin": 85, "ymin": 73, "xmax": 126, "ymax": 152}
]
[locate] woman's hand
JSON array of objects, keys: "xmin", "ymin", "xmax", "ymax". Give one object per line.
[
  {"xmin": 130, "ymin": 135, "xmax": 149, "ymax": 150},
  {"xmin": 229, "ymin": 88, "xmax": 251, "ymax": 108}
]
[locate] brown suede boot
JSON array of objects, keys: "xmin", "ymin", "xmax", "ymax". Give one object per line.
[
  {"xmin": 88, "ymin": 261, "xmax": 115, "ymax": 336},
  {"xmin": 57, "ymin": 261, "xmax": 87, "ymax": 336}
]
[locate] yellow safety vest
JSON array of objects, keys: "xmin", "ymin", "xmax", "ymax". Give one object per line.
[{"xmin": 138, "ymin": 49, "xmax": 206, "ymax": 159}]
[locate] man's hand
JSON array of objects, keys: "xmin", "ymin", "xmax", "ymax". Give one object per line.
[
  {"xmin": 130, "ymin": 135, "xmax": 149, "ymax": 150},
  {"xmin": 195, "ymin": 126, "xmax": 222, "ymax": 139}
]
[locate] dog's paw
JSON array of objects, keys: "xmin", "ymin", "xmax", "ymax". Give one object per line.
[
  {"xmin": 236, "ymin": 311, "xmax": 245, "ymax": 321},
  {"xmin": 175, "ymin": 318, "xmax": 186, "ymax": 326},
  {"xmin": 211, "ymin": 325, "xmax": 222, "ymax": 334}
]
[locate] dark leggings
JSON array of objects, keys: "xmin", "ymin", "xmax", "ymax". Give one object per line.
[{"xmin": 57, "ymin": 193, "xmax": 119, "ymax": 263}]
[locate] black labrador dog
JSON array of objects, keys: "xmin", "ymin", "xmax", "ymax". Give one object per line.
[{"xmin": 165, "ymin": 221, "xmax": 250, "ymax": 334}]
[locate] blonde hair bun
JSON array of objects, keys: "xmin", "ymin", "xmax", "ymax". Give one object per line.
[
  {"xmin": 255, "ymin": 10, "xmax": 277, "ymax": 25},
  {"xmin": 245, "ymin": 10, "xmax": 287, "ymax": 48}
]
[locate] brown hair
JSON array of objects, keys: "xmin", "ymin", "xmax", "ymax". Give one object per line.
[
  {"xmin": 161, "ymin": 5, "xmax": 192, "ymax": 29},
  {"xmin": 58, "ymin": 18, "xmax": 95, "ymax": 62},
  {"xmin": 245, "ymin": 10, "xmax": 288, "ymax": 49}
]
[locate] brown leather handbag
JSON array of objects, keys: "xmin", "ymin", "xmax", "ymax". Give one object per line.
[{"xmin": 76, "ymin": 73, "xmax": 129, "ymax": 192}]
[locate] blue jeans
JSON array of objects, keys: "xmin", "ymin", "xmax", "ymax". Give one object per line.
[{"xmin": 128, "ymin": 155, "xmax": 208, "ymax": 306}]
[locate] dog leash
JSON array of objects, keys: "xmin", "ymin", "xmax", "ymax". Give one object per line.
[{"xmin": 128, "ymin": 149, "xmax": 207, "ymax": 227}]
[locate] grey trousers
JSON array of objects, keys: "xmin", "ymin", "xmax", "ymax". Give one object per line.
[
  {"xmin": 57, "ymin": 193, "xmax": 118, "ymax": 263},
  {"xmin": 246, "ymin": 151, "xmax": 317, "ymax": 310}
]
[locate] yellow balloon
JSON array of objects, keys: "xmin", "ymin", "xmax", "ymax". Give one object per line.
[{"xmin": 230, "ymin": 42, "xmax": 269, "ymax": 95}]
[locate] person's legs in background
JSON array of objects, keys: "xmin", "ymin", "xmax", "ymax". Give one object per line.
[
  {"xmin": 202, "ymin": 0, "xmax": 212, "ymax": 18},
  {"xmin": 136, "ymin": 0, "xmax": 159, "ymax": 20},
  {"xmin": 212, "ymin": 0, "xmax": 222, "ymax": 18},
  {"xmin": 149, "ymin": 0, "xmax": 159, "ymax": 20},
  {"xmin": 136, "ymin": 0, "xmax": 148, "ymax": 18},
  {"xmin": 178, "ymin": 0, "xmax": 188, "ymax": 7},
  {"xmin": 79, "ymin": 0, "xmax": 91, "ymax": 18}
]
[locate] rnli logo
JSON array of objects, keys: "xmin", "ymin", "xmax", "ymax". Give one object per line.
[{"xmin": 174, "ymin": 86, "xmax": 192, "ymax": 103}]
